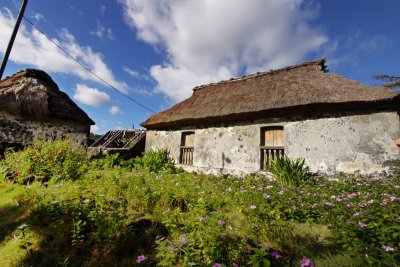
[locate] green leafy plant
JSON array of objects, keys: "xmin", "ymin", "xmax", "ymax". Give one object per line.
[
  {"xmin": 134, "ymin": 149, "xmax": 176, "ymax": 173},
  {"xmin": 267, "ymin": 156, "xmax": 312, "ymax": 187},
  {"xmin": 3, "ymin": 139, "xmax": 88, "ymax": 182}
]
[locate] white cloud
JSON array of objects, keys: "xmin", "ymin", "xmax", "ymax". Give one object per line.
[
  {"xmin": 122, "ymin": 66, "xmax": 149, "ymax": 80},
  {"xmin": 101, "ymin": 4, "xmax": 106, "ymax": 14},
  {"xmin": 73, "ymin": 84, "xmax": 110, "ymax": 106},
  {"xmin": 323, "ymin": 29, "xmax": 393, "ymax": 70},
  {"xmin": 109, "ymin": 105, "xmax": 123, "ymax": 115},
  {"xmin": 119, "ymin": 0, "xmax": 327, "ymax": 102},
  {"xmin": 32, "ymin": 13, "xmax": 45, "ymax": 22},
  {"xmin": 0, "ymin": 8, "xmax": 126, "ymax": 92},
  {"xmin": 90, "ymin": 20, "xmax": 115, "ymax": 40},
  {"xmin": 91, "ymin": 125, "xmax": 100, "ymax": 134}
]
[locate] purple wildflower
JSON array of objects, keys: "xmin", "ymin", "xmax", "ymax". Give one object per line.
[
  {"xmin": 352, "ymin": 212, "xmax": 360, "ymax": 217},
  {"xmin": 244, "ymin": 247, "xmax": 252, "ymax": 254},
  {"xmin": 358, "ymin": 202, "xmax": 367, "ymax": 208},
  {"xmin": 358, "ymin": 222, "xmax": 367, "ymax": 228},
  {"xmin": 218, "ymin": 220, "xmax": 225, "ymax": 225},
  {"xmin": 269, "ymin": 251, "xmax": 283, "ymax": 259},
  {"xmin": 198, "ymin": 216, "xmax": 205, "ymax": 221},
  {"xmin": 390, "ymin": 196, "xmax": 397, "ymax": 201},
  {"xmin": 213, "ymin": 263, "xmax": 222, "ymax": 267},
  {"xmin": 300, "ymin": 256, "xmax": 315, "ymax": 267},
  {"xmin": 182, "ymin": 238, "xmax": 189, "ymax": 244},
  {"xmin": 325, "ymin": 202, "xmax": 334, "ymax": 207},
  {"xmin": 136, "ymin": 255, "xmax": 146, "ymax": 263},
  {"xmin": 382, "ymin": 199, "xmax": 388, "ymax": 205}
]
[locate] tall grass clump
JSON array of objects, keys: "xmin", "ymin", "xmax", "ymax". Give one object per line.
[
  {"xmin": 3, "ymin": 139, "xmax": 88, "ymax": 182},
  {"xmin": 134, "ymin": 149, "xmax": 177, "ymax": 173},
  {"xmin": 267, "ymin": 156, "xmax": 312, "ymax": 187}
]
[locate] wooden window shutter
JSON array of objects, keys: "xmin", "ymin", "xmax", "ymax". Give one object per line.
[
  {"xmin": 183, "ymin": 132, "xmax": 195, "ymax": 147},
  {"xmin": 262, "ymin": 127, "xmax": 284, "ymax": 147}
]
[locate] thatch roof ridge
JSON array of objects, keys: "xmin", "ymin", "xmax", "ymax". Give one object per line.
[
  {"xmin": 0, "ymin": 69, "xmax": 94, "ymax": 125},
  {"xmin": 141, "ymin": 59, "xmax": 400, "ymax": 129},
  {"xmin": 192, "ymin": 58, "xmax": 327, "ymax": 92}
]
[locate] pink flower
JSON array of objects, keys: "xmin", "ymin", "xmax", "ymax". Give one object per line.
[
  {"xmin": 358, "ymin": 222, "xmax": 367, "ymax": 228},
  {"xmin": 218, "ymin": 220, "xmax": 225, "ymax": 225},
  {"xmin": 352, "ymin": 212, "xmax": 360, "ymax": 217},
  {"xmin": 213, "ymin": 263, "xmax": 222, "ymax": 267},
  {"xmin": 358, "ymin": 202, "xmax": 367, "ymax": 208},
  {"xmin": 136, "ymin": 255, "xmax": 146, "ymax": 263},
  {"xmin": 198, "ymin": 216, "xmax": 205, "ymax": 221},
  {"xmin": 325, "ymin": 202, "xmax": 334, "ymax": 207},
  {"xmin": 390, "ymin": 196, "xmax": 397, "ymax": 201},
  {"xmin": 382, "ymin": 199, "xmax": 388, "ymax": 205},
  {"xmin": 382, "ymin": 245, "xmax": 394, "ymax": 252},
  {"xmin": 269, "ymin": 251, "xmax": 283, "ymax": 259},
  {"xmin": 244, "ymin": 247, "xmax": 252, "ymax": 254},
  {"xmin": 300, "ymin": 256, "xmax": 315, "ymax": 267}
]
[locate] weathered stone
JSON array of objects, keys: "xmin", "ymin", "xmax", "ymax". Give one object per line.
[
  {"xmin": 22, "ymin": 175, "xmax": 35, "ymax": 184},
  {"xmin": 35, "ymin": 176, "xmax": 48, "ymax": 183},
  {"xmin": 145, "ymin": 111, "xmax": 400, "ymax": 176}
]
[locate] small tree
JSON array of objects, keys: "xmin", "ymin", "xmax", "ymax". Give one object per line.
[{"xmin": 372, "ymin": 74, "xmax": 400, "ymax": 89}]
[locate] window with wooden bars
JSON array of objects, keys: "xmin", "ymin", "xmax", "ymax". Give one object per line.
[
  {"xmin": 180, "ymin": 132, "xmax": 194, "ymax": 165},
  {"xmin": 260, "ymin": 126, "xmax": 285, "ymax": 169}
]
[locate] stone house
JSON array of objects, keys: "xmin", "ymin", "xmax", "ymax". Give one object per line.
[
  {"xmin": 0, "ymin": 69, "xmax": 94, "ymax": 152},
  {"xmin": 141, "ymin": 59, "xmax": 400, "ymax": 175}
]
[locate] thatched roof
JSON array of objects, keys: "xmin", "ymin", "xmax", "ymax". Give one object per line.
[
  {"xmin": 142, "ymin": 59, "xmax": 400, "ymax": 129},
  {"xmin": 0, "ymin": 69, "xmax": 94, "ymax": 125}
]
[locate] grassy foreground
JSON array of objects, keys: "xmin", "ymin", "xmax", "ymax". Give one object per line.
[{"xmin": 0, "ymin": 141, "xmax": 399, "ymax": 266}]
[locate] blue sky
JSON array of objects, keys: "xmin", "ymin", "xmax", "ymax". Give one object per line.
[{"xmin": 1, "ymin": 0, "xmax": 399, "ymax": 134}]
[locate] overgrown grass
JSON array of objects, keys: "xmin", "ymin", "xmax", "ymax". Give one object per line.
[{"xmin": 0, "ymin": 143, "xmax": 399, "ymax": 266}]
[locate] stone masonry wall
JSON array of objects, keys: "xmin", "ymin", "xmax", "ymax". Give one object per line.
[
  {"xmin": 0, "ymin": 112, "xmax": 90, "ymax": 147},
  {"xmin": 145, "ymin": 111, "xmax": 400, "ymax": 176}
]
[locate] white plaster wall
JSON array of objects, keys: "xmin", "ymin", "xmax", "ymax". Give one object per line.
[
  {"xmin": 285, "ymin": 112, "xmax": 400, "ymax": 175},
  {"xmin": 145, "ymin": 130, "xmax": 182, "ymax": 163},
  {"xmin": 145, "ymin": 111, "xmax": 400, "ymax": 176}
]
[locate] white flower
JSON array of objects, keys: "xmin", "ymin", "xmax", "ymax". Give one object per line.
[{"xmin": 382, "ymin": 245, "xmax": 395, "ymax": 252}]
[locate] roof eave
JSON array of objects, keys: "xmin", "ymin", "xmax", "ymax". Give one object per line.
[{"xmin": 141, "ymin": 98, "xmax": 400, "ymax": 130}]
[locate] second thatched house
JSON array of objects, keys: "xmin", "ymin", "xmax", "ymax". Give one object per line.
[
  {"xmin": 141, "ymin": 59, "xmax": 400, "ymax": 175},
  {"xmin": 0, "ymin": 69, "xmax": 94, "ymax": 152}
]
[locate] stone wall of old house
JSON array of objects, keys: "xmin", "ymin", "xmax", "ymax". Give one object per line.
[
  {"xmin": 145, "ymin": 111, "xmax": 400, "ymax": 176},
  {"xmin": 0, "ymin": 112, "xmax": 90, "ymax": 147},
  {"xmin": 285, "ymin": 111, "xmax": 400, "ymax": 174}
]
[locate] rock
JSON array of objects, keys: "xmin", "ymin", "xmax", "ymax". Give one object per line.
[
  {"xmin": 22, "ymin": 175, "xmax": 35, "ymax": 184},
  {"xmin": 35, "ymin": 176, "xmax": 48, "ymax": 183}
]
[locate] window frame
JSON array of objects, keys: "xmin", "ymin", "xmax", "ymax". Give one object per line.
[
  {"xmin": 179, "ymin": 131, "xmax": 195, "ymax": 165},
  {"xmin": 260, "ymin": 126, "xmax": 285, "ymax": 169}
]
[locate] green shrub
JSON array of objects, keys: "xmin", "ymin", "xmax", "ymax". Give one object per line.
[
  {"xmin": 3, "ymin": 139, "xmax": 88, "ymax": 182},
  {"xmin": 267, "ymin": 156, "xmax": 312, "ymax": 187},
  {"xmin": 93, "ymin": 152, "xmax": 123, "ymax": 169},
  {"xmin": 135, "ymin": 149, "xmax": 176, "ymax": 173}
]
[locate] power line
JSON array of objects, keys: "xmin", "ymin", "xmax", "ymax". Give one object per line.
[{"xmin": 22, "ymin": 15, "xmax": 156, "ymax": 114}]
